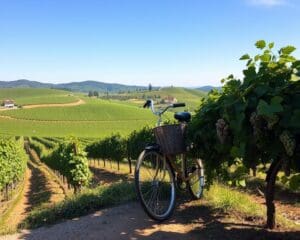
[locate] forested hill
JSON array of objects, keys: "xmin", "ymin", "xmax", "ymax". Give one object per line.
[{"xmin": 0, "ymin": 79, "xmax": 149, "ymax": 93}]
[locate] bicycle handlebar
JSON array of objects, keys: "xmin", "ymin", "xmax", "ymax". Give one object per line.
[
  {"xmin": 172, "ymin": 103, "xmax": 185, "ymax": 108},
  {"xmin": 143, "ymin": 100, "xmax": 151, "ymax": 108},
  {"xmin": 143, "ymin": 99, "xmax": 185, "ymax": 116}
]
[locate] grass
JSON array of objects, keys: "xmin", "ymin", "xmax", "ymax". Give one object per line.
[
  {"xmin": 22, "ymin": 181, "xmax": 136, "ymax": 229},
  {"xmin": 0, "ymin": 88, "xmax": 77, "ymax": 106},
  {"xmin": 203, "ymin": 183, "xmax": 299, "ymax": 230},
  {"xmin": 204, "ymin": 184, "xmax": 262, "ymax": 216}
]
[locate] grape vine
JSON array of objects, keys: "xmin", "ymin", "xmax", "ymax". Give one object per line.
[
  {"xmin": 188, "ymin": 40, "xmax": 300, "ymax": 228},
  {"xmin": 0, "ymin": 138, "xmax": 27, "ymax": 195}
]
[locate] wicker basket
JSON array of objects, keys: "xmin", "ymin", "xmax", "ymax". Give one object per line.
[{"xmin": 153, "ymin": 124, "xmax": 187, "ymax": 155}]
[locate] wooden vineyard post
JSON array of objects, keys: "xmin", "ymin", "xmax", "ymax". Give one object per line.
[{"xmin": 127, "ymin": 141, "xmax": 132, "ymax": 174}]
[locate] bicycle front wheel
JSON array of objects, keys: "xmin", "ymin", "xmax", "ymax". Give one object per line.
[{"xmin": 135, "ymin": 150, "xmax": 176, "ymax": 221}]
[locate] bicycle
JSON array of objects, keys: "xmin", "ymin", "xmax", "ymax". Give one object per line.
[{"xmin": 135, "ymin": 99, "xmax": 205, "ymax": 221}]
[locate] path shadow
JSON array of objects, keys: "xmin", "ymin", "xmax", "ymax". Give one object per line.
[
  {"xmin": 26, "ymin": 162, "xmax": 52, "ymax": 211},
  {"xmin": 89, "ymin": 166, "xmax": 133, "ymax": 187}
]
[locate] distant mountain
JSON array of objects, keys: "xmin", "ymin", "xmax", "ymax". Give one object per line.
[
  {"xmin": 0, "ymin": 79, "xmax": 149, "ymax": 93},
  {"xmin": 0, "ymin": 79, "xmax": 218, "ymax": 93},
  {"xmin": 56, "ymin": 80, "xmax": 149, "ymax": 93},
  {"xmin": 196, "ymin": 85, "xmax": 221, "ymax": 92},
  {"xmin": 0, "ymin": 79, "xmax": 52, "ymax": 89}
]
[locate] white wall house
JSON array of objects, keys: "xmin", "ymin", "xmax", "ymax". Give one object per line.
[{"xmin": 3, "ymin": 100, "xmax": 15, "ymax": 108}]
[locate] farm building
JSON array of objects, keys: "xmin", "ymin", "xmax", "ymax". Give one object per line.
[
  {"xmin": 2, "ymin": 99, "xmax": 15, "ymax": 108},
  {"xmin": 161, "ymin": 96, "xmax": 178, "ymax": 104}
]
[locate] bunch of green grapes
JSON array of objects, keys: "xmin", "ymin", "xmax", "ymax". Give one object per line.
[
  {"xmin": 249, "ymin": 112, "xmax": 263, "ymax": 140},
  {"xmin": 216, "ymin": 118, "xmax": 229, "ymax": 144},
  {"xmin": 264, "ymin": 115, "xmax": 279, "ymax": 130},
  {"xmin": 279, "ymin": 131, "xmax": 296, "ymax": 157}
]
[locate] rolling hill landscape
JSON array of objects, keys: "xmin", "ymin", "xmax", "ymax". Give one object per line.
[
  {"xmin": 0, "ymin": 83, "xmax": 205, "ymax": 137},
  {"xmin": 1, "ymin": 0, "xmax": 300, "ymax": 237}
]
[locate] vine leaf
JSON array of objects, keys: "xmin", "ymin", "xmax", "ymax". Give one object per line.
[
  {"xmin": 255, "ymin": 40, "xmax": 266, "ymax": 49},
  {"xmin": 238, "ymin": 179, "xmax": 246, "ymax": 187},
  {"xmin": 280, "ymin": 45, "xmax": 296, "ymax": 55},
  {"xmin": 240, "ymin": 54, "xmax": 250, "ymax": 60},
  {"xmin": 268, "ymin": 42, "xmax": 274, "ymax": 49},
  {"xmin": 257, "ymin": 96, "xmax": 283, "ymax": 117}
]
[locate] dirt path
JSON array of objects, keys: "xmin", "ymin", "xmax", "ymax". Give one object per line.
[
  {"xmin": 3, "ymin": 160, "xmax": 61, "ymax": 231},
  {"xmin": 27, "ymin": 147, "xmax": 68, "ymax": 197},
  {"xmin": 2, "ymin": 201, "xmax": 299, "ymax": 240},
  {"xmin": 2, "ymin": 169, "xmax": 32, "ymax": 233},
  {"xmin": 0, "ymin": 99, "xmax": 85, "ymax": 113},
  {"xmin": 22, "ymin": 99, "xmax": 85, "ymax": 109}
]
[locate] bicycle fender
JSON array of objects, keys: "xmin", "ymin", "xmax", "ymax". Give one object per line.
[{"xmin": 144, "ymin": 143, "xmax": 160, "ymax": 152}]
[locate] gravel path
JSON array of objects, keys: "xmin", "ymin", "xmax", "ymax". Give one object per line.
[{"xmin": 1, "ymin": 202, "xmax": 299, "ymax": 240}]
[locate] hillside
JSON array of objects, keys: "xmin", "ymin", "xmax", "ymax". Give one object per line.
[
  {"xmin": 0, "ymin": 88, "xmax": 78, "ymax": 106},
  {"xmin": 0, "ymin": 80, "xmax": 149, "ymax": 93},
  {"xmin": 104, "ymin": 87, "xmax": 206, "ymax": 111},
  {"xmin": 1, "ymin": 98, "xmax": 156, "ymax": 121},
  {"xmin": 0, "ymin": 94, "xmax": 160, "ymax": 137},
  {"xmin": 196, "ymin": 85, "xmax": 222, "ymax": 92}
]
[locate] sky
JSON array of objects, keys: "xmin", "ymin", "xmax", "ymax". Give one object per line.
[{"xmin": 0, "ymin": 0, "xmax": 299, "ymax": 87}]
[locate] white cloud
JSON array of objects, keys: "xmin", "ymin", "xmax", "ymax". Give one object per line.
[{"xmin": 247, "ymin": 0, "xmax": 287, "ymax": 7}]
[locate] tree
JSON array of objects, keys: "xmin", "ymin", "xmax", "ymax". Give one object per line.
[
  {"xmin": 148, "ymin": 83, "xmax": 152, "ymax": 92},
  {"xmin": 93, "ymin": 91, "xmax": 99, "ymax": 97},
  {"xmin": 88, "ymin": 91, "xmax": 93, "ymax": 97}
]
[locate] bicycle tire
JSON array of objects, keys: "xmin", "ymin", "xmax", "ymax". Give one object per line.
[{"xmin": 135, "ymin": 150, "xmax": 176, "ymax": 221}]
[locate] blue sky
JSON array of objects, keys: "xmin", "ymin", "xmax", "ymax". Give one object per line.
[{"xmin": 0, "ymin": 0, "xmax": 299, "ymax": 87}]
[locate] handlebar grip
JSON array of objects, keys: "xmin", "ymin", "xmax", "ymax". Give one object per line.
[
  {"xmin": 143, "ymin": 100, "xmax": 151, "ymax": 108},
  {"xmin": 172, "ymin": 103, "xmax": 185, "ymax": 108}
]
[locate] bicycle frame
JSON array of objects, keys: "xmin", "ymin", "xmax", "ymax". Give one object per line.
[
  {"xmin": 166, "ymin": 154, "xmax": 199, "ymax": 182},
  {"xmin": 143, "ymin": 99, "xmax": 197, "ymax": 183}
]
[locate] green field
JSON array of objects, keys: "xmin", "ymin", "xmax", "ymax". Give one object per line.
[
  {"xmin": 1, "ymin": 98, "xmax": 157, "ymax": 121},
  {"xmin": 0, "ymin": 100, "xmax": 160, "ymax": 137},
  {"xmin": 0, "ymin": 118, "xmax": 155, "ymax": 138},
  {"xmin": 0, "ymin": 88, "xmax": 78, "ymax": 105},
  {"xmin": 0, "ymin": 87, "xmax": 202, "ymax": 137}
]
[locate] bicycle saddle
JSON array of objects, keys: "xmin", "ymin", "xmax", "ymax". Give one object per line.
[{"xmin": 174, "ymin": 112, "xmax": 191, "ymax": 122}]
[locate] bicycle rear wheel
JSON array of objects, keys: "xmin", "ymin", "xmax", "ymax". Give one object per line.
[
  {"xmin": 135, "ymin": 150, "xmax": 176, "ymax": 221},
  {"xmin": 186, "ymin": 158, "xmax": 205, "ymax": 199}
]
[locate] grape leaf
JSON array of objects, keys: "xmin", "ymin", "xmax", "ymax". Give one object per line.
[
  {"xmin": 240, "ymin": 54, "xmax": 250, "ymax": 60},
  {"xmin": 238, "ymin": 179, "xmax": 246, "ymax": 187},
  {"xmin": 268, "ymin": 42, "xmax": 274, "ymax": 49},
  {"xmin": 257, "ymin": 97, "xmax": 283, "ymax": 117},
  {"xmin": 281, "ymin": 45, "xmax": 296, "ymax": 55},
  {"xmin": 255, "ymin": 40, "xmax": 266, "ymax": 49}
]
